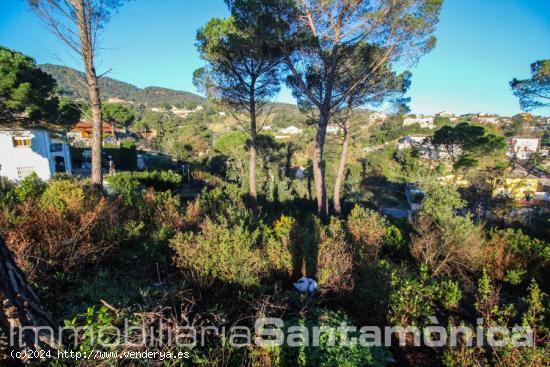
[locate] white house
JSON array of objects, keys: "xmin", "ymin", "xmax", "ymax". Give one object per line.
[
  {"xmin": 0, "ymin": 128, "xmax": 72, "ymax": 181},
  {"xmin": 397, "ymin": 135, "xmax": 461, "ymax": 161},
  {"xmin": 326, "ymin": 124, "xmax": 342, "ymax": 135},
  {"xmin": 397, "ymin": 135, "xmax": 429, "ymax": 150},
  {"xmin": 279, "ymin": 126, "xmax": 303, "ymax": 135},
  {"xmin": 507, "ymin": 136, "xmax": 540, "ymax": 160},
  {"xmin": 403, "ymin": 117, "xmax": 435, "ymax": 129},
  {"xmin": 436, "ymin": 111, "xmax": 454, "ymax": 118},
  {"xmin": 368, "ymin": 112, "xmax": 388, "ymax": 122},
  {"xmin": 474, "ymin": 116, "xmax": 500, "ymax": 125}
]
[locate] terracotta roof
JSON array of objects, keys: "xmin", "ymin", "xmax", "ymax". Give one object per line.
[{"xmin": 71, "ymin": 121, "xmax": 114, "ymax": 133}]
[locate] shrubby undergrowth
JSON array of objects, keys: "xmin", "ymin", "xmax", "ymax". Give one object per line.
[{"xmin": 0, "ymin": 177, "xmax": 548, "ymax": 366}]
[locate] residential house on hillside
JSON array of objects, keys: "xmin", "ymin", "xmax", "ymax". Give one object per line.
[
  {"xmin": 397, "ymin": 135, "xmax": 429, "ymax": 150},
  {"xmin": 436, "ymin": 111, "xmax": 454, "ymax": 118},
  {"xmin": 0, "ymin": 127, "xmax": 72, "ymax": 181},
  {"xmin": 279, "ymin": 126, "xmax": 303, "ymax": 135},
  {"xmin": 368, "ymin": 112, "xmax": 388, "ymax": 122},
  {"xmin": 326, "ymin": 124, "xmax": 342, "ymax": 135},
  {"xmin": 535, "ymin": 124, "xmax": 550, "ymax": 132},
  {"xmin": 492, "ymin": 167, "xmax": 549, "ymax": 203},
  {"xmin": 67, "ymin": 121, "xmax": 117, "ymax": 145},
  {"xmin": 403, "ymin": 116, "xmax": 434, "ymax": 129},
  {"xmin": 507, "ymin": 136, "xmax": 540, "ymax": 160},
  {"xmin": 106, "ymin": 97, "xmax": 133, "ymax": 104},
  {"xmin": 473, "ymin": 115, "xmax": 500, "ymax": 124},
  {"xmin": 397, "ymin": 135, "xmax": 462, "ymax": 161}
]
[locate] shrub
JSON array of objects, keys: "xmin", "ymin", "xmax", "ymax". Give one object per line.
[
  {"xmin": 383, "ymin": 224, "xmax": 406, "ymax": 256},
  {"xmin": 0, "ymin": 195, "xmax": 127, "ymax": 284},
  {"xmin": 347, "ymin": 206, "xmax": 387, "ymax": 258},
  {"xmin": 104, "ymin": 172, "xmax": 142, "ymax": 204},
  {"xmin": 40, "ymin": 179, "xmax": 85, "ymax": 214},
  {"xmin": 317, "ymin": 219, "xmax": 353, "ymax": 294},
  {"xmin": 444, "ymin": 274, "xmax": 549, "ymax": 366},
  {"xmin": 277, "ymin": 309, "xmax": 388, "ymax": 367},
  {"xmin": 13, "ymin": 173, "xmax": 45, "ymax": 202},
  {"xmin": 104, "ymin": 170, "xmax": 183, "ymax": 204},
  {"xmin": 140, "ymin": 188, "xmax": 185, "ymax": 232},
  {"xmin": 352, "ymin": 259, "xmax": 397, "ymax": 325},
  {"xmin": 198, "ymin": 183, "xmax": 251, "ymax": 225},
  {"xmin": 136, "ymin": 170, "xmax": 182, "ymax": 191},
  {"xmin": 170, "ymin": 220, "xmax": 266, "ymax": 287},
  {"xmin": 485, "ymin": 228, "xmax": 549, "ymax": 287},
  {"xmin": 265, "ymin": 215, "xmax": 294, "ymax": 276},
  {"xmin": 410, "ymin": 216, "xmax": 485, "ymax": 281},
  {"xmin": 389, "ymin": 268, "xmax": 462, "ymax": 327}
]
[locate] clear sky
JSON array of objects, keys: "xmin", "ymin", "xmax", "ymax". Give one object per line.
[{"xmin": 0, "ymin": 0, "xmax": 549, "ymax": 116}]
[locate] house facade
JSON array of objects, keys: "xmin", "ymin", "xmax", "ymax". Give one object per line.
[
  {"xmin": 403, "ymin": 117, "xmax": 435, "ymax": 129},
  {"xmin": 326, "ymin": 124, "xmax": 342, "ymax": 135},
  {"xmin": 436, "ymin": 111, "xmax": 454, "ymax": 118},
  {"xmin": 397, "ymin": 135, "xmax": 429, "ymax": 150},
  {"xmin": 279, "ymin": 126, "xmax": 303, "ymax": 135},
  {"xmin": 0, "ymin": 128, "xmax": 72, "ymax": 181},
  {"xmin": 368, "ymin": 112, "xmax": 388, "ymax": 122},
  {"xmin": 67, "ymin": 121, "xmax": 116, "ymax": 145},
  {"xmin": 473, "ymin": 116, "xmax": 500, "ymax": 124},
  {"xmin": 507, "ymin": 137, "xmax": 540, "ymax": 160}
]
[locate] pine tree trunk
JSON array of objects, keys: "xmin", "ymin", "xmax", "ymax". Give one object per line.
[
  {"xmin": 333, "ymin": 121, "xmax": 350, "ymax": 215},
  {"xmin": 75, "ymin": 0, "xmax": 103, "ymax": 188},
  {"xmin": 333, "ymin": 104, "xmax": 353, "ymax": 216},
  {"xmin": 88, "ymin": 75, "xmax": 103, "ymax": 187},
  {"xmin": 0, "ymin": 238, "xmax": 60, "ymax": 363},
  {"xmin": 313, "ymin": 111, "xmax": 329, "ymax": 221},
  {"xmin": 249, "ymin": 108, "xmax": 257, "ymax": 206}
]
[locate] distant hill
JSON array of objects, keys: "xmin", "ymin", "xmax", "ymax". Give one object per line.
[{"xmin": 39, "ymin": 64, "xmax": 205, "ymax": 107}]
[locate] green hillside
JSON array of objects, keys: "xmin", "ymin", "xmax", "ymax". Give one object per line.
[{"xmin": 39, "ymin": 63, "xmax": 205, "ymax": 107}]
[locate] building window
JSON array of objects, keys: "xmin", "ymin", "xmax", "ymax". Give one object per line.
[
  {"xmin": 13, "ymin": 138, "xmax": 32, "ymax": 147},
  {"xmin": 16, "ymin": 167, "xmax": 35, "ymax": 180},
  {"xmin": 50, "ymin": 143, "xmax": 63, "ymax": 152}
]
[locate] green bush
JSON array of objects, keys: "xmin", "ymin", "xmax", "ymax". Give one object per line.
[
  {"xmin": 104, "ymin": 170, "xmax": 182, "ymax": 204},
  {"xmin": 266, "ymin": 215, "xmax": 295, "ymax": 276},
  {"xmin": 135, "ymin": 170, "xmax": 182, "ymax": 190},
  {"xmin": 317, "ymin": 218, "xmax": 353, "ymax": 293},
  {"xmin": 104, "ymin": 172, "xmax": 142, "ymax": 204},
  {"xmin": 487, "ymin": 228, "xmax": 549, "ymax": 287},
  {"xmin": 347, "ymin": 205, "xmax": 405, "ymax": 259},
  {"xmin": 14, "ymin": 173, "xmax": 45, "ymax": 202},
  {"xmin": 389, "ymin": 268, "xmax": 462, "ymax": 327},
  {"xmin": 40, "ymin": 179, "xmax": 85, "ymax": 214},
  {"xmin": 347, "ymin": 206, "xmax": 388, "ymax": 258},
  {"xmin": 170, "ymin": 219, "xmax": 266, "ymax": 287},
  {"xmin": 352, "ymin": 260, "xmax": 397, "ymax": 325},
  {"xmin": 278, "ymin": 309, "xmax": 388, "ymax": 367},
  {"xmin": 198, "ymin": 183, "xmax": 251, "ymax": 225}
]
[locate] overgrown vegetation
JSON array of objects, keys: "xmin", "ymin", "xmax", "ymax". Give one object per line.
[{"xmin": 0, "ymin": 173, "xmax": 547, "ymax": 365}]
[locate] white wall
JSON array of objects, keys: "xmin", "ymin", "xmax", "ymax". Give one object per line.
[
  {"xmin": 0, "ymin": 130, "xmax": 72, "ymax": 181},
  {"xmin": 403, "ymin": 117, "xmax": 434, "ymax": 129},
  {"xmin": 512, "ymin": 138, "xmax": 539, "ymax": 152}
]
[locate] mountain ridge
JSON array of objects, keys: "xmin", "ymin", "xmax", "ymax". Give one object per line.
[{"xmin": 39, "ymin": 63, "xmax": 206, "ymax": 108}]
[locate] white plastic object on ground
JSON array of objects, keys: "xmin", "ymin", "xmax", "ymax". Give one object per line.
[{"xmin": 293, "ymin": 277, "xmax": 318, "ymax": 294}]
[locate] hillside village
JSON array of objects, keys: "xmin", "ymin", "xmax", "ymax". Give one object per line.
[{"xmin": 2, "ymin": 73, "xmax": 548, "ymax": 217}]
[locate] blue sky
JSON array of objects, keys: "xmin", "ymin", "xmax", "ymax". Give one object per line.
[{"xmin": 0, "ymin": 0, "xmax": 549, "ymax": 116}]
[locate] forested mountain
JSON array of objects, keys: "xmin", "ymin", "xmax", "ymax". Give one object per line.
[{"xmin": 40, "ymin": 64, "xmax": 205, "ymax": 107}]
